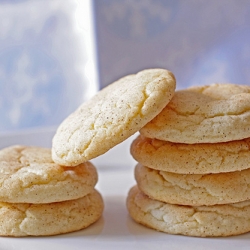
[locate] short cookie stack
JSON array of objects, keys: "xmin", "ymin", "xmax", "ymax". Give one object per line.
[
  {"xmin": 127, "ymin": 83, "xmax": 250, "ymax": 237},
  {"xmin": 0, "ymin": 145, "xmax": 103, "ymax": 237}
]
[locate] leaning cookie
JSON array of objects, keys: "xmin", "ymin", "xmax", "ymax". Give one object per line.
[
  {"xmin": 131, "ymin": 135, "xmax": 250, "ymax": 174},
  {"xmin": 127, "ymin": 186, "xmax": 250, "ymax": 237},
  {"xmin": 52, "ymin": 68, "xmax": 176, "ymax": 166},
  {"xmin": 0, "ymin": 145, "xmax": 98, "ymax": 203},
  {"xmin": 0, "ymin": 190, "xmax": 103, "ymax": 237},
  {"xmin": 135, "ymin": 164, "xmax": 250, "ymax": 206},
  {"xmin": 140, "ymin": 83, "xmax": 250, "ymax": 143}
]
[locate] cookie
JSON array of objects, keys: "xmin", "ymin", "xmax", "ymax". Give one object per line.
[
  {"xmin": 127, "ymin": 186, "xmax": 250, "ymax": 237},
  {"xmin": 135, "ymin": 164, "xmax": 250, "ymax": 206},
  {"xmin": 0, "ymin": 189, "xmax": 103, "ymax": 237},
  {"xmin": 140, "ymin": 83, "xmax": 250, "ymax": 143},
  {"xmin": 131, "ymin": 135, "xmax": 250, "ymax": 174},
  {"xmin": 52, "ymin": 68, "xmax": 176, "ymax": 166},
  {"xmin": 0, "ymin": 145, "xmax": 98, "ymax": 203}
]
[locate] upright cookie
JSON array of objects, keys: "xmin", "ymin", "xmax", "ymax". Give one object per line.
[
  {"xmin": 140, "ymin": 83, "xmax": 250, "ymax": 143},
  {"xmin": 0, "ymin": 190, "xmax": 103, "ymax": 237},
  {"xmin": 127, "ymin": 186, "xmax": 250, "ymax": 237},
  {"xmin": 0, "ymin": 145, "xmax": 98, "ymax": 203},
  {"xmin": 52, "ymin": 68, "xmax": 176, "ymax": 166},
  {"xmin": 135, "ymin": 164, "xmax": 250, "ymax": 206},
  {"xmin": 131, "ymin": 135, "xmax": 250, "ymax": 174}
]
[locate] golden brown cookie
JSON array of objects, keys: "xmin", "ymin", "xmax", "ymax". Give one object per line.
[
  {"xmin": 127, "ymin": 186, "xmax": 250, "ymax": 237},
  {"xmin": 0, "ymin": 145, "xmax": 98, "ymax": 203},
  {"xmin": 140, "ymin": 83, "xmax": 250, "ymax": 143},
  {"xmin": 0, "ymin": 190, "xmax": 103, "ymax": 237},
  {"xmin": 52, "ymin": 68, "xmax": 176, "ymax": 166},
  {"xmin": 135, "ymin": 164, "xmax": 250, "ymax": 206},
  {"xmin": 131, "ymin": 135, "xmax": 250, "ymax": 174}
]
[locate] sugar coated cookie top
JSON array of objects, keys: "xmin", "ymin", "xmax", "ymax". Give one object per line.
[
  {"xmin": 52, "ymin": 68, "xmax": 176, "ymax": 166},
  {"xmin": 140, "ymin": 83, "xmax": 250, "ymax": 143},
  {"xmin": 0, "ymin": 145, "xmax": 98, "ymax": 203}
]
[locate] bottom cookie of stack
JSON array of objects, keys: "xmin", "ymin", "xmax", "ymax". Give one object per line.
[
  {"xmin": 127, "ymin": 186, "xmax": 250, "ymax": 237},
  {"xmin": 0, "ymin": 190, "xmax": 103, "ymax": 237}
]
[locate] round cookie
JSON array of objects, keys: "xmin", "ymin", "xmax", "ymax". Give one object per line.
[
  {"xmin": 131, "ymin": 135, "xmax": 250, "ymax": 174},
  {"xmin": 140, "ymin": 83, "xmax": 250, "ymax": 143},
  {"xmin": 127, "ymin": 186, "xmax": 250, "ymax": 237},
  {"xmin": 135, "ymin": 164, "xmax": 250, "ymax": 206},
  {"xmin": 0, "ymin": 189, "xmax": 103, "ymax": 237},
  {"xmin": 52, "ymin": 68, "xmax": 176, "ymax": 166},
  {"xmin": 0, "ymin": 145, "xmax": 98, "ymax": 203}
]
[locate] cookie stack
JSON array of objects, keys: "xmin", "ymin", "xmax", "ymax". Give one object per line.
[
  {"xmin": 127, "ymin": 83, "xmax": 250, "ymax": 237},
  {"xmin": 0, "ymin": 145, "xmax": 103, "ymax": 237}
]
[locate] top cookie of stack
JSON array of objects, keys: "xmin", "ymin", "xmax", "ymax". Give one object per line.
[{"xmin": 141, "ymin": 83, "xmax": 250, "ymax": 144}]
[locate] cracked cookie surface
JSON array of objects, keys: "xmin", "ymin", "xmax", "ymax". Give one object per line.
[
  {"xmin": 52, "ymin": 68, "xmax": 176, "ymax": 166},
  {"xmin": 127, "ymin": 186, "xmax": 250, "ymax": 237},
  {"xmin": 0, "ymin": 189, "xmax": 103, "ymax": 237},
  {"xmin": 135, "ymin": 164, "xmax": 250, "ymax": 206},
  {"xmin": 140, "ymin": 83, "xmax": 250, "ymax": 143},
  {"xmin": 0, "ymin": 145, "xmax": 98, "ymax": 203},
  {"xmin": 131, "ymin": 135, "xmax": 250, "ymax": 174}
]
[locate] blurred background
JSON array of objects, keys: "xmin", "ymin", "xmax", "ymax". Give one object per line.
[
  {"xmin": 0, "ymin": 0, "xmax": 98, "ymax": 135},
  {"xmin": 1, "ymin": 0, "xmax": 250, "ymax": 135}
]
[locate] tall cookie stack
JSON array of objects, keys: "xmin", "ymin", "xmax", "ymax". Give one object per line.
[
  {"xmin": 0, "ymin": 145, "xmax": 103, "ymax": 237},
  {"xmin": 127, "ymin": 83, "xmax": 250, "ymax": 237}
]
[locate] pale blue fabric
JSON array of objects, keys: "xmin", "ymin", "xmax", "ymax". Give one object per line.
[{"xmin": 0, "ymin": 0, "xmax": 95, "ymax": 132}]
